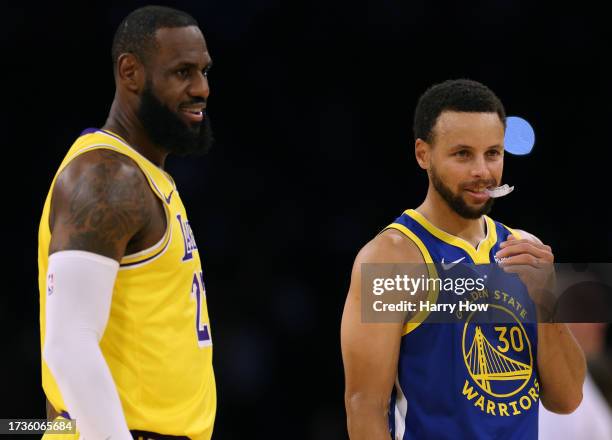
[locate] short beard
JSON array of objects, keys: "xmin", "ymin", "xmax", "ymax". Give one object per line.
[
  {"xmin": 137, "ymin": 81, "xmax": 214, "ymax": 157},
  {"xmin": 430, "ymin": 165, "xmax": 495, "ymax": 219}
]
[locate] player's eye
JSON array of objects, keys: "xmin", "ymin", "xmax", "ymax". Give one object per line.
[
  {"xmin": 487, "ymin": 150, "xmax": 502, "ymax": 157},
  {"xmin": 177, "ymin": 68, "xmax": 190, "ymax": 78},
  {"xmin": 454, "ymin": 150, "xmax": 469, "ymax": 157}
]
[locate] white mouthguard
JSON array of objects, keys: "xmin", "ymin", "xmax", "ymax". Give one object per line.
[{"xmin": 485, "ymin": 184, "xmax": 514, "ymax": 198}]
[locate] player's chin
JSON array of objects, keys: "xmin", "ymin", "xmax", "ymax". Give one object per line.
[
  {"xmin": 188, "ymin": 123, "xmax": 202, "ymax": 134},
  {"xmin": 179, "ymin": 120, "xmax": 202, "ymax": 135},
  {"xmin": 458, "ymin": 196, "xmax": 491, "ymax": 216}
]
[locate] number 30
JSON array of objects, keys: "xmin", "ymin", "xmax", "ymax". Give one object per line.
[{"xmin": 494, "ymin": 326, "xmax": 524, "ymax": 353}]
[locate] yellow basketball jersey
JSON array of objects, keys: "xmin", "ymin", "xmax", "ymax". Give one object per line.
[{"xmin": 38, "ymin": 128, "xmax": 216, "ymax": 439}]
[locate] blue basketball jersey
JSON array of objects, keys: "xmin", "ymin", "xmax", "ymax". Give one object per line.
[{"xmin": 387, "ymin": 209, "xmax": 539, "ymax": 440}]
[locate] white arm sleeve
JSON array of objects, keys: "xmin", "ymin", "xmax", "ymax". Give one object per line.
[{"xmin": 43, "ymin": 250, "xmax": 132, "ymax": 440}]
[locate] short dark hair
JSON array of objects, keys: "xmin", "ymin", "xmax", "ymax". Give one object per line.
[
  {"xmin": 413, "ymin": 79, "xmax": 506, "ymax": 144},
  {"xmin": 111, "ymin": 5, "xmax": 199, "ymax": 71}
]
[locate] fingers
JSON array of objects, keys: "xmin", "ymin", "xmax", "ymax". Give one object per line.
[
  {"xmin": 497, "ymin": 240, "xmax": 554, "ymax": 263},
  {"xmin": 499, "ymin": 253, "xmax": 545, "ymax": 269},
  {"xmin": 500, "ymin": 238, "xmax": 551, "ymax": 253}
]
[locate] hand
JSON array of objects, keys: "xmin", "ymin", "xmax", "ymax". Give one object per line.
[
  {"xmin": 497, "ymin": 234, "xmax": 554, "ymax": 267},
  {"xmin": 496, "ymin": 235, "xmax": 556, "ymax": 320}
]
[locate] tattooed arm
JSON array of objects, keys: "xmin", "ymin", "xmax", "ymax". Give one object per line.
[
  {"xmin": 43, "ymin": 150, "xmax": 153, "ymax": 439},
  {"xmin": 49, "ymin": 149, "xmax": 152, "ymax": 260}
]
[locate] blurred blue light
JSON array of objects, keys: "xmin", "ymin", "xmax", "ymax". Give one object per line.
[{"xmin": 505, "ymin": 116, "xmax": 535, "ymax": 155}]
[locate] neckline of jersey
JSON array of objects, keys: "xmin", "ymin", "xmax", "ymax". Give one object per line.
[
  {"xmin": 95, "ymin": 129, "xmax": 176, "ymax": 190},
  {"xmin": 406, "ymin": 209, "xmax": 496, "ymax": 264}
]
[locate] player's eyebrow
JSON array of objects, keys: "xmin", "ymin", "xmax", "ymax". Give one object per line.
[
  {"xmin": 449, "ymin": 144, "xmax": 474, "ymax": 150},
  {"xmin": 171, "ymin": 60, "xmax": 213, "ymax": 71},
  {"xmin": 449, "ymin": 144, "xmax": 503, "ymax": 150}
]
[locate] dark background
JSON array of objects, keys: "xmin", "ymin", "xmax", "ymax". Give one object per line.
[{"xmin": 1, "ymin": 0, "xmax": 610, "ymax": 438}]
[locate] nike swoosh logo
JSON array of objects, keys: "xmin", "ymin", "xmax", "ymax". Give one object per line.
[
  {"xmin": 441, "ymin": 256, "xmax": 466, "ymax": 270},
  {"xmin": 164, "ymin": 190, "xmax": 174, "ymax": 204}
]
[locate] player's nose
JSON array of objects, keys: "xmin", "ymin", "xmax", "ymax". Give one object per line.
[
  {"xmin": 470, "ymin": 155, "xmax": 490, "ymax": 178},
  {"xmin": 189, "ymin": 71, "xmax": 210, "ymax": 100}
]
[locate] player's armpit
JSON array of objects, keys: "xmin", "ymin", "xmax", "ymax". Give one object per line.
[
  {"xmin": 49, "ymin": 149, "xmax": 152, "ymax": 262},
  {"xmin": 341, "ymin": 231, "xmax": 424, "ymax": 440}
]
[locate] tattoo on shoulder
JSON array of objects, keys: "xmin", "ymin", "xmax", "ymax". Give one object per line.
[{"xmin": 55, "ymin": 150, "xmax": 152, "ymax": 259}]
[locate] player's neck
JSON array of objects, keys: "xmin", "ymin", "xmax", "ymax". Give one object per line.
[
  {"xmin": 417, "ymin": 188, "xmax": 487, "ymax": 248},
  {"xmin": 103, "ymin": 101, "xmax": 168, "ymax": 169}
]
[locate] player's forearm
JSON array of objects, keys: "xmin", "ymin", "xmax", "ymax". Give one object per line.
[
  {"xmin": 44, "ymin": 333, "xmax": 132, "ymax": 439},
  {"xmin": 537, "ymin": 323, "xmax": 586, "ymax": 414},
  {"xmin": 345, "ymin": 394, "xmax": 391, "ymax": 440},
  {"xmin": 44, "ymin": 251, "xmax": 132, "ymax": 439}
]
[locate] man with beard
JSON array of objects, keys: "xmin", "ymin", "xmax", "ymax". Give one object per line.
[
  {"xmin": 341, "ymin": 79, "xmax": 586, "ymax": 439},
  {"xmin": 38, "ymin": 6, "xmax": 215, "ymax": 440}
]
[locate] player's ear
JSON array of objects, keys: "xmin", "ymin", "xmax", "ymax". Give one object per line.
[
  {"xmin": 115, "ymin": 53, "xmax": 145, "ymax": 93},
  {"xmin": 415, "ymin": 138, "xmax": 431, "ymax": 170}
]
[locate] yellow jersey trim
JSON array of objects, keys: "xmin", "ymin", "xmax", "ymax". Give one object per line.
[
  {"xmin": 502, "ymin": 224, "xmax": 522, "ymax": 239},
  {"xmin": 119, "ymin": 229, "xmax": 172, "ymax": 268},
  {"xmin": 98, "ymin": 130, "xmax": 177, "ymax": 189},
  {"xmin": 101, "ymin": 128, "xmax": 127, "ymax": 142},
  {"xmin": 384, "ymin": 223, "xmax": 439, "ymax": 336},
  {"xmin": 405, "ymin": 209, "xmax": 497, "ymax": 264}
]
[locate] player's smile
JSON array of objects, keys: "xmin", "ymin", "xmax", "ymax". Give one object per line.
[
  {"xmin": 179, "ymin": 104, "xmax": 206, "ymax": 123},
  {"xmin": 462, "ymin": 181, "xmax": 497, "ymax": 204}
]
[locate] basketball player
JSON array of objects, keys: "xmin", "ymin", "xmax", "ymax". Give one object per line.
[
  {"xmin": 38, "ymin": 6, "xmax": 215, "ymax": 440},
  {"xmin": 341, "ymin": 79, "xmax": 586, "ymax": 439}
]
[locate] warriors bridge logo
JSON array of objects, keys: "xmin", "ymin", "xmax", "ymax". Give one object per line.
[{"xmin": 460, "ymin": 304, "xmax": 540, "ymax": 417}]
